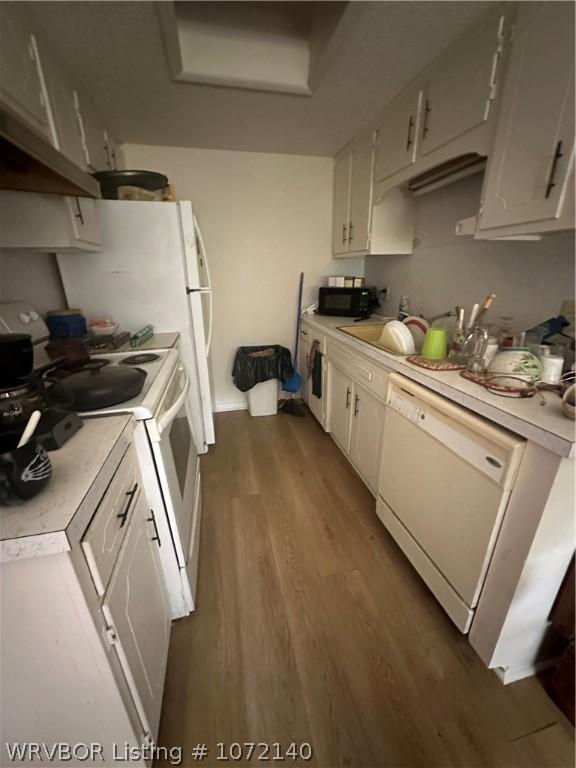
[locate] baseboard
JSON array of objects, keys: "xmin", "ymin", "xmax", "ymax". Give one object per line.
[{"xmin": 214, "ymin": 402, "xmax": 247, "ymax": 413}]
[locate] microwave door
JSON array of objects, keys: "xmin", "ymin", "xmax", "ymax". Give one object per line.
[{"xmin": 328, "ymin": 295, "xmax": 353, "ymax": 313}]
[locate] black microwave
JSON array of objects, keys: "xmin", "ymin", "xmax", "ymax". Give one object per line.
[{"xmin": 318, "ymin": 287, "xmax": 377, "ymax": 317}]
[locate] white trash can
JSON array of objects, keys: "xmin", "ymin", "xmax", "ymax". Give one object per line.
[{"xmin": 247, "ymin": 379, "xmax": 278, "ymax": 416}]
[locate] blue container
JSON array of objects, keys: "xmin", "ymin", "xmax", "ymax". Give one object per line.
[{"xmin": 46, "ymin": 311, "xmax": 87, "ymax": 338}]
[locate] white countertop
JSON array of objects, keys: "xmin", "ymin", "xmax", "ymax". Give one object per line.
[
  {"xmin": 0, "ymin": 415, "xmax": 133, "ymax": 562},
  {"xmin": 304, "ymin": 314, "xmax": 576, "ymax": 458}
]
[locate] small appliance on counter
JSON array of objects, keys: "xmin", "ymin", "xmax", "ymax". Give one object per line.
[
  {"xmin": 318, "ymin": 286, "xmax": 379, "ymax": 318},
  {"xmin": 0, "ymin": 303, "xmax": 83, "ymax": 451},
  {"xmin": 45, "ymin": 309, "xmax": 87, "ymax": 338},
  {"xmin": 34, "ymin": 409, "xmax": 83, "ymax": 451}
]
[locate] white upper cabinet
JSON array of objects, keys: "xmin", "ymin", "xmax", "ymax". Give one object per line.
[
  {"xmin": 332, "ymin": 129, "xmax": 415, "ymax": 257},
  {"xmin": 373, "ymin": 7, "xmax": 512, "ymax": 195},
  {"xmin": 105, "ymin": 130, "xmax": 124, "ymax": 171},
  {"xmin": 39, "ymin": 49, "xmax": 87, "ymax": 169},
  {"xmin": 0, "ymin": 191, "xmax": 101, "ymax": 252},
  {"xmin": 0, "ymin": 5, "xmax": 50, "ymax": 139},
  {"xmin": 75, "ymin": 92, "xmax": 111, "ymax": 172},
  {"xmin": 419, "ymin": 12, "xmax": 506, "ymax": 158},
  {"xmin": 477, "ymin": 2, "xmax": 575, "ymax": 236},
  {"xmin": 348, "ymin": 130, "xmax": 376, "ymax": 254},
  {"xmin": 0, "ymin": 1, "xmax": 121, "ymax": 181},
  {"xmin": 374, "ymin": 89, "xmax": 422, "ymax": 183},
  {"xmin": 332, "ymin": 149, "xmax": 352, "ymax": 255}
]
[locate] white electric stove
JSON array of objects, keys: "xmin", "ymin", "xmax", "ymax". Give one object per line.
[
  {"xmin": 0, "ymin": 302, "xmax": 201, "ymax": 620},
  {"xmin": 84, "ymin": 349, "xmax": 180, "ymax": 420}
]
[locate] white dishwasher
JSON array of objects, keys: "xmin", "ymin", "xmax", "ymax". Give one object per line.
[{"xmin": 376, "ymin": 374, "xmax": 525, "ymax": 633}]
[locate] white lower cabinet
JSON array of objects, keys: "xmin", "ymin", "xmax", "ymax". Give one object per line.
[
  {"xmin": 103, "ymin": 491, "xmax": 172, "ymax": 742},
  {"xmin": 349, "ymin": 383, "xmax": 386, "ymax": 493},
  {"xmin": 300, "ymin": 322, "xmax": 327, "ymax": 429},
  {"xmin": 0, "ymin": 431, "xmax": 172, "ymax": 767},
  {"xmin": 327, "ymin": 357, "xmax": 387, "ymax": 495},
  {"xmin": 328, "ymin": 363, "xmax": 353, "ymax": 453}
]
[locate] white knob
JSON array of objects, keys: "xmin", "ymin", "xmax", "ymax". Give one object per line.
[
  {"xmin": 29, "ymin": 311, "xmax": 39, "ymax": 321},
  {"xmin": 18, "ymin": 312, "xmax": 31, "ymax": 324}
]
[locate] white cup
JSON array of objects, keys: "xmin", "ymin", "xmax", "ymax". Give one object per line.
[
  {"xmin": 483, "ymin": 337, "xmax": 499, "ymax": 368},
  {"xmin": 540, "ymin": 355, "xmax": 564, "ymax": 384}
]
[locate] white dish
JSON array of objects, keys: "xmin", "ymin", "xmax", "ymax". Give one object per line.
[
  {"xmin": 487, "ymin": 348, "xmax": 542, "ymax": 383},
  {"xmin": 562, "ymin": 384, "xmax": 575, "ymax": 419},
  {"xmin": 379, "ymin": 321, "xmax": 415, "ymax": 355},
  {"xmin": 403, "ymin": 317, "xmax": 429, "ymax": 352},
  {"xmin": 403, "ymin": 316, "xmax": 430, "ymax": 333},
  {"xmin": 90, "ymin": 323, "xmax": 119, "ymax": 337}
]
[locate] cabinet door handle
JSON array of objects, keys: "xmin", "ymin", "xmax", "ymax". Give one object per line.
[
  {"xmin": 342, "ymin": 224, "xmax": 347, "ymax": 244},
  {"xmin": 348, "ymin": 221, "xmax": 354, "ymax": 242},
  {"xmin": 117, "ymin": 482, "xmax": 138, "ymax": 528},
  {"xmin": 74, "ymin": 197, "xmax": 84, "ymax": 226},
  {"xmin": 406, "ymin": 114, "xmax": 415, "ymax": 150},
  {"xmin": 147, "ymin": 509, "xmax": 162, "ymax": 547},
  {"xmin": 422, "ymin": 100, "xmax": 431, "ymax": 138},
  {"xmin": 545, "ymin": 141, "xmax": 563, "ymax": 199},
  {"xmin": 345, "ymin": 387, "xmax": 351, "ymax": 408},
  {"xmin": 354, "ymin": 395, "xmax": 360, "ymax": 416}
]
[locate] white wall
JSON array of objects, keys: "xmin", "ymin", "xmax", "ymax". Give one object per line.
[
  {"xmin": 123, "ymin": 144, "xmax": 362, "ymax": 409},
  {"xmin": 364, "ymin": 174, "xmax": 575, "ymax": 333},
  {"xmin": 0, "ymin": 251, "xmax": 66, "ymax": 314}
]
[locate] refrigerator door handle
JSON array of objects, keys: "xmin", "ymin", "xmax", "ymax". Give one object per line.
[
  {"xmin": 205, "ymin": 290, "xmax": 213, "ymax": 357},
  {"xmin": 194, "ymin": 215, "xmax": 212, "ymax": 291}
]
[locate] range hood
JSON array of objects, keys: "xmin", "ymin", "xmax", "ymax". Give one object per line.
[
  {"xmin": 408, "ymin": 153, "xmax": 487, "ymax": 196},
  {"xmin": 0, "ymin": 108, "xmax": 99, "ymax": 198}
]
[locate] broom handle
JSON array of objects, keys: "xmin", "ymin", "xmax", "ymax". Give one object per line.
[{"xmin": 293, "ymin": 272, "xmax": 304, "ymax": 365}]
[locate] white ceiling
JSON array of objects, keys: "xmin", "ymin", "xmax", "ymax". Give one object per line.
[{"xmin": 28, "ymin": 0, "xmax": 492, "ymax": 157}]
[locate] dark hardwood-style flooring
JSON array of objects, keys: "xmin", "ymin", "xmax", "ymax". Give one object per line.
[{"xmin": 157, "ymin": 411, "xmax": 574, "ymax": 767}]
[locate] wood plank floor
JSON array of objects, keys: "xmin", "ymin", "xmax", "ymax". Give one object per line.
[{"xmin": 157, "ymin": 411, "xmax": 574, "ymax": 768}]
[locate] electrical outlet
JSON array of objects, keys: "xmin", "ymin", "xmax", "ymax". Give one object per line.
[{"xmin": 381, "ymin": 286, "xmax": 391, "ymax": 301}]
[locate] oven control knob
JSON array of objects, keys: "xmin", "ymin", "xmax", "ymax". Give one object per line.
[
  {"xmin": 29, "ymin": 311, "xmax": 40, "ymax": 321},
  {"xmin": 18, "ymin": 312, "xmax": 31, "ymax": 324}
]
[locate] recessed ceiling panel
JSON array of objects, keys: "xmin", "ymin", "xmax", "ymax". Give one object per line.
[{"xmin": 160, "ymin": 1, "xmax": 348, "ymax": 95}]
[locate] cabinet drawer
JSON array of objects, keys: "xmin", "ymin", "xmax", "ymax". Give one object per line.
[
  {"xmin": 301, "ymin": 323, "xmax": 327, "ymax": 354},
  {"xmin": 328, "ymin": 340, "xmax": 389, "ymax": 402},
  {"xmin": 82, "ymin": 444, "xmax": 140, "ymax": 596}
]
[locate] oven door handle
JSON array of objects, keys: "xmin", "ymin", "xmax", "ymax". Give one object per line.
[{"xmin": 157, "ymin": 370, "xmax": 190, "ymax": 435}]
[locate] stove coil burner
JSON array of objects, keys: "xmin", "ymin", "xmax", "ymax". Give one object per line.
[{"xmin": 121, "ymin": 353, "xmax": 161, "ymax": 366}]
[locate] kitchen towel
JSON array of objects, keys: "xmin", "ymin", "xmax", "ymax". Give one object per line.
[{"xmin": 312, "ymin": 350, "xmax": 323, "ymax": 399}]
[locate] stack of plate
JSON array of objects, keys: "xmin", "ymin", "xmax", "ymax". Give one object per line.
[
  {"xmin": 402, "ymin": 316, "xmax": 430, "ymax": 352},
  {"xmin": 378, "ymin": 321, "xmax": 416, "ymax": 355}
]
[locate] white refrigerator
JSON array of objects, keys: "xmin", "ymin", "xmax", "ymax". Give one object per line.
[{"xmin": 57, "ymin": 200, "xmax": 215, "ymax": 453}]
